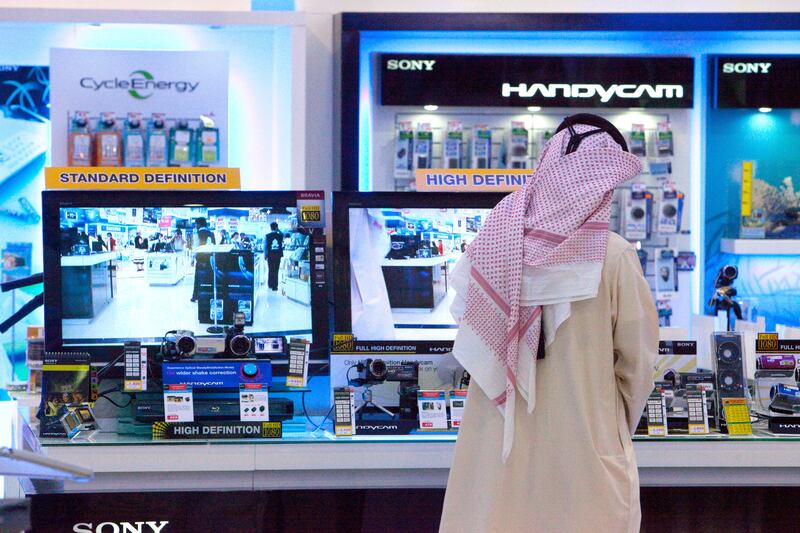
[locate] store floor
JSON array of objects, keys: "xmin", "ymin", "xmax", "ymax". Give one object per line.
[
  {"xmin": 62, "ymin": 259, "xmax": 311, "ymax": 340},
  {"xmin": 392, "ymin": 289, "xmax": 458, "ymax": 341}
]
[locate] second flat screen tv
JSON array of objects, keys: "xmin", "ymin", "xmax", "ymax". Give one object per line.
[{"xmin": 333, "ymin": 191, "xmax": 506, "ymax": 341}]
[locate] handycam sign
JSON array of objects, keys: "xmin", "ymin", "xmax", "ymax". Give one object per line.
[{"xmin": 380, "ymin": 53, "xmax": 694, "ymax": 109}]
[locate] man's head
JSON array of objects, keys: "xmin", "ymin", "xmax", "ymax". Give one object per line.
[
  {"xmin": 196, "ymin": 217, "xmax": 207, "ymax": 228},
  {"xmin": 270, "ymin": 222, "xmax": 278, "ymax": 231},
  {"xmin": 106, "ymin": 232, "xmax": 112, "ymax": 238}
]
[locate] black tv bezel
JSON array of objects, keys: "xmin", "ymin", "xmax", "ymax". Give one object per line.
[
  {"xmin": 43, "ymin": 189, "xmax": 329, "ymax": 362},
  {"xmin": 332, "ymin": 191, "xmax": 507, "ymax": 336}
]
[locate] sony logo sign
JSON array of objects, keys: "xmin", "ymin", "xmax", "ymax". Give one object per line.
[
  {"xmin": 386, "ymin": 59, "xmax": 436, "ymax": 71},
  {"xmin": 73, "ymin": 521, "xmax": 169, "ymax": 533},
  {"xmin": 722, "ymin": 62, "xmax": 772, "ymax": 74},
  {"xmin": 501, "ymin": 83, "xmax": 684, "ymax": 103}
]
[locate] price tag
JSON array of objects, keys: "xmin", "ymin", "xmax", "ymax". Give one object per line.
[
  {"xmin": 333, "ymin": 387, "xmax": 355, "ymax": 436},
  {"xmin": 239, "ymin": 383, "xmax": 269, "ymax": 421},
  {"xmin": 646, "ymin": 389, "xmax": 668, "ymax": 436},
  {"xmin": 449, "ymin": 389, "xmax": 468, "ymax": 429},
  {"xmin": 686, "ymin": 389, "xmax": 710, "ymax": 435},
  {"xmin": 417, "ymin": 390, "xmax": 448, "ymax": 430},
  {"xmin": 163, "ymin": 384, "xmax": 194, "ymax": 422},
  {"xmin": 286, "ymin": 338, "xmax": 310, "ymax": 388},
  {"xmin": 722, "ymin": 398, "xmax": 753, "ymax": 435}
]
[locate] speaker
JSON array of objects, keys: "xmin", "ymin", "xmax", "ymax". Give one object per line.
[{"xmin": 711, "ymin": 331, "xmax": 749, "ymax": 427}]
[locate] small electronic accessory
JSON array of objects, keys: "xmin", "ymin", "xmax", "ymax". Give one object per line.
[
  {"xmin": 506, "ymin": 121, "xmax": 529, "ymax": 169},
  {"xmin": 196, "ymin": 115, "xmax": 220, "ymax": 166},
  {"xmin": 59, "ymin": 403, "xmax": 97, "ymax": 439},
  {"xmin": 67, "ymin": 111, "xmax": 93, "ymax": 166},
  {"xmin": 655, "ymin": 249, "xmax": 677, "ymax": 297},
  {"xmin": 146, "ymin": 113, "xmax": 168, "ymax": 166},
  {"xmin": 94, "ymin": 112, "xmax": 122, "ymax": 166},
  {"xmin": 757, "ymin": 354, "xmax": 797, "ymax": 370},
  {"xmin": 630, "ymin": 123, "xmax": 646, "ymax": 156},
  {"xmin": 169, "ymin": 120, "xmax": 194, "ymax": 166},
  {"xmin": 224, "ymin": 312, "xmax": 251, "ymax": 358},
  {"xmin": 414, "ymin": 123, "xmax": 433, "ymax": 170},
  {"xmin": 394, "ymin": 121, "xmax": 414, "ymax": 178},
  {"xmin": 470, "ymin": 126, "xmax": 491, "ymax": 168},
  {"xmin": 254, "ymin": 337, "xmax": 285, "ymax": 356},
  {"xmin": 123, "ymin": 112, "xmax": 146, "ymax": 166},
  {"xmin": 656, "ymin": 121, "xmax": 674, "ymax": 156},
  {"xmin": 443, "ymin": 121, "xmax": 463, "ymax": 168}
]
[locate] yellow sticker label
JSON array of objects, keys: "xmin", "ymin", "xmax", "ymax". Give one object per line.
[
  {"xmin": 741, "ymin": 161, "xmax": 753, "ymax": 218},
  {"xmin": 45, "ymin": 167, "xmax": 240, "ymax": 190},
  {"xmin": 722, "ymin": 398, "xmax": 753, "ymax": 435},
  {"xmin": 299, "ymin": 204, "xmax": 322, "ymax": 223},
  {"xmin": 416, "ymin": 168, "xmax": 533, "ymax": 192}
]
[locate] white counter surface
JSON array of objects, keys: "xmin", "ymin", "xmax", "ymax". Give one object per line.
[
  {"xmin": 60, "ymin": 252, "xmax": 117, "ymax": 267},
  {"xmin": 30, "ymin": 425, "xmax": 800, "ymax": 493}
]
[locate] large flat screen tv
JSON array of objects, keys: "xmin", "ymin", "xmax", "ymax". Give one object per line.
[
  {"xmin": 43, "ymin": 190, "xmax": 328, "ymax": 361},
  {"xmin": 333, "ymin": 191, "xmax": 506, "ymax": 341}
]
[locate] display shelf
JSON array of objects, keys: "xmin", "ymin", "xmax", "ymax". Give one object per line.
[
  {"xmin": 30, "ymin": 420, "xmax": 800, "ymax": 492},
  {"xmin": 720, "ymin": 238, "xmax": 800, "ymax": 255}
]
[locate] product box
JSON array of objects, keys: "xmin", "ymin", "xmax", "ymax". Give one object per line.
[
  {"xmin": 657, "ymin": 182, "xmax": 683, "ymax": 234},
  {"xmin": 414, "ymin": 123, "xmax": 433, "ymax": 170},
  {"xmin": 656, "ymin": 121, "xmax": 674, "ymax": 156},
  {"xmin": 622, "ymin": 184, "xmax": 650, "ymax": 240},
  {"xmin": 443, "ymin": 121, "xmax": 463, "ymax": 169},
  {"xmin": 630, "ymin": 124, "xmax": 647, "ymax": 157},
  {"xmin": 506, "ymin": 121, "xmax": 529, "ymax": 169},
  {"xmin": 394, "ymin": 121, "xmax": 414, "ymax": 178},
  {"xmin": 654, "ymin": 340, "xmax": 697, "ymax": 382},
  {"xmin": 470, "ymin": 125, "xmax": 492, "ymax": 169},
  {"xmin": 38, "ymin": 351, "xmax": 91, "ymax": 437}
]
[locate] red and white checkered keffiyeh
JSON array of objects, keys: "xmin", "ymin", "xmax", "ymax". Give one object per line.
[{"xmin": 451, "ymin": 125, "xmax": 642, "ymax": 460}]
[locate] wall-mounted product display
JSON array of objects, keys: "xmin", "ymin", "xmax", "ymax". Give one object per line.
[
  {"xmin": 51, "ymin": 48, "xmax": 229, "ymax": 168},
  {"xmin": 706, "ymin": 54, "xmax": 800, "ymax": 330}
]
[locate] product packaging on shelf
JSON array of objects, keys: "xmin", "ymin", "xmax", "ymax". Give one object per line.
[
  {"xmin": 657, "ymin": 182, "xmax": 684, "ymax": 234},
  {"xmin": 622, "ymin": 183, "xmax": 651, "ymax": 240},
  {"xmin": 656, "ymin": 121, "xmax": 674, "ymax": 156},
  {"xmin": 94, "ymin": 112, "xmax": 122, "ymax": 166},
  {"xmin": 443, "ymin": 121, "xmax": 463, "ymax": 169},
  {"xmin": 414, "ymin": 122, "xmax": 433, "ymax": 170},
  {"xmin": 505, "ymin": 121, "xmax": 529, "ymax": 169},
  {"xmin": 630, "ymin": 123, "xmax": 647, "ymax": 157},
  {"xmin": 655, "ymin": 248, "xmax": 676, "ymax": 298},
  {"xmin": 169, "ymin": 120, "xmax": 194, "ymax": 166},
  {"xmin": 196, "ymin": 116, "xmax": 220, "ymax": 166},
  {"xmin": 67, "ymin": 111, "xmax": 93, "ymax": 166},
  {"xmin": 470, "ymin": 125, "xmax": 492, "ymax": 169},
  {"xmin": 122, "ymin": 112, "xmax": 146, "ymax": 167},
  {"xmin": 146, "ymin": 113, "xmax": 168, "ymax": 167},
  {"xmin": 393, "ymin": 121, "xmax": 414, "ymax": 178}
]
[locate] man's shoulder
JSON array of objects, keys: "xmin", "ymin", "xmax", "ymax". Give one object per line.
[{"xmin": 606, "ymin": 231, "xmax": 635, "ymax": 260}]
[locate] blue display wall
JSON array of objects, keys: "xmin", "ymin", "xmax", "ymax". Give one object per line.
[{"xmin": 704, "ymin": 108, "xmax": 800, "ymax": 329}]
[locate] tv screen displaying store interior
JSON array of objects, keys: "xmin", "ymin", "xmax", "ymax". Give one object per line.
[
  {"xmin": 43, "ymin": 190, "xmax": 327, "ymax": 359},
  {"xmin": 333, "ymin": 192, "xmax": 505, "ymax": 341}
]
